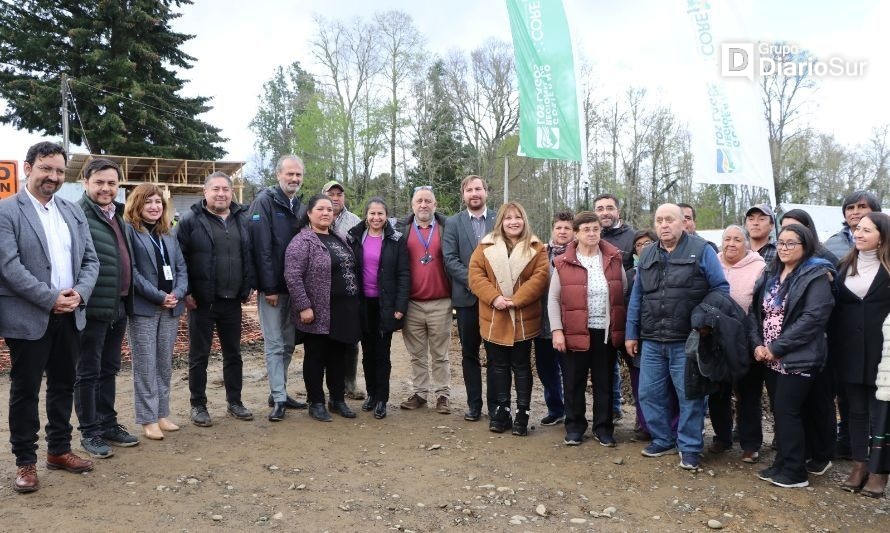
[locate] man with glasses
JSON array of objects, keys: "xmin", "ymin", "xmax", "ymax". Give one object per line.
[
  {"xmin": 443, "ymin": 175, "xmax": 496, "ymax": 421},
  {"xmin": 0, "ymin": 141, "xmax": 100, "ymax": 493},
  {"xmin": 397, "ymin": 186, "xmax": 452, "ymax": 413},
  {"xmin": 625, "ymin": 203, "xmax": 729, "ymax": 471}
]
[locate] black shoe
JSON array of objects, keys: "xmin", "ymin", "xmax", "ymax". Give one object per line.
[
  {"xmin": 464, "ymin": 406, "xmax": 482, "ymax": 422},
  {"xmin": 758, "ymin": 466, "xmax": 780, "ymax": 481},
  {"xmin": 101, "ymin": 424, "xmax": 140, "ymax": 447},
  {"xmin": 564, "ymin": 433, "xmax": 583, "ymax": 446},
  {"xmin": 80, "ymin": 436, "xmax": 114, "ymax": 459},
  {"xmin": 512, "ymin": 407, "xmax": 530, "ymax": 436},
  {"xmin": 805, "ymin": 459, "xmax": 832, "ymax": 476},
  {"xmin": 595, "ymin": 433, "xmax": 617, "ymax": 447},
  {"xmin": 489, "ymin": 405, "xmax": 512, "ymax": 433},
  {"xmin": 268, "ymin": 402, "xmax": 286, "ymax": 422},
  {"xmin": 540, "ymin": 414, "xmax": 565, "ymax": 426},
  {"xmin": 361, "ymin": 396, "xmax": 375, "ymax": 412},
  {"xmin": 190, "ymin": 405, "xmax": 213, "ymax": 427},
  {"xmin": 309, "ymin": 402, "xmax": 332, "ymax": 422},
  {"xmin": 268, "ymin": 394, "xmax": 308, "ymax": 409},
  {"xmin": 328, "ymin": 400, "xmax": 356, "ymax": 419},
  {"xmin": 374, "ymin": 401, "xmax": 387, "ymax": 419},
  {"xmin": 227, "ymin": 403, "xmax": 253, "ymax": 421}
]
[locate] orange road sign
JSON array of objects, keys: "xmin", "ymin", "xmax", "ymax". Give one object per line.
[{"xmin": 0, "ymin": 160, "xmax": 18, "ymax": 200}]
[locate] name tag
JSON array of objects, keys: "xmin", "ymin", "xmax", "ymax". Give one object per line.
[{"xmin": 163, "ymin": 265, "xmax": 174, "ymax": 281}]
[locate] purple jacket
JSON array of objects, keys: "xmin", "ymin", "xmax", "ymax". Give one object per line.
[{"xmin": 284, "ymin": 227, "xmax": 346, "ymax": 335}]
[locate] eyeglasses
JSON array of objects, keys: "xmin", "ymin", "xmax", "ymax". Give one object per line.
[
  {"xmin": 35, "ymin": 164, "xmax": 66, "ymax": 177},
  {"xmin": 775, "ymin": 241, "xmax": 801, "ymax": 250},
  {"xmin": 413, "ymin": 185, "xmax": 432, "ymax": 192},
  {"xmin": 635, "ymin": 240, "xmax": 654, "ymax": 250}
]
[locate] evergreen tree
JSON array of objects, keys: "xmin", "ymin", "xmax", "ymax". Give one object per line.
[
  {"xmin": 408, "ymin": 60, "xmax": 474, "ymax": 215},
  {"xmin": 0, "ymin": 0, "xmax": 226, "ymax": 159}
]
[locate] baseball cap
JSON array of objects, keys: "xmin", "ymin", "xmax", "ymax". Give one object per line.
[
  {"xmin": 322, "ymin": 180, "xmax": 344, "ymax": 193},
  {"xmin": 745, "ymin": 203, "xmax": 775, "ymax": 220}
]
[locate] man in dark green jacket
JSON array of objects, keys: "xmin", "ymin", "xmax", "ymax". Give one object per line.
[{"xmin": 76, "ymin": 158, "xmax": 139, "ymax": 458}]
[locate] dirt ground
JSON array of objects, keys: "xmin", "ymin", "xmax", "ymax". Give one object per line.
[{"xmin": 0, "ymin": 328, "xmax": 888, "ymax": 532}]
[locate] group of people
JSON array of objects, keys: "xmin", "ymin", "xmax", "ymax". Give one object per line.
[{"xmin": 2, "ymin": 143, "xmax": 889, "ymax": 500}]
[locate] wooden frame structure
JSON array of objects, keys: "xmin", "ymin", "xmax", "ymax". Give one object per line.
[{"xmin": 64, "ymin": 153, "xmax": 246, "ymax": 202}]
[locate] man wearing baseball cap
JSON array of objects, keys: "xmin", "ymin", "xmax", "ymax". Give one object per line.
[
  {"xmin": 322, "ymin": 180, "xmax": 363, "ymax": 400},
  {"xmin": 745, "ymin": 203, "xmax": 777, "ymax": 270}
]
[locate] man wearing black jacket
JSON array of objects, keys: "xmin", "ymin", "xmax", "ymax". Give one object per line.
[
  {"xmin": 178, "ymin": 172, "xmax": 256, "ymax": 426},
  {"xmin": 248, "ymin": 155, "xmax": 308, "ymax": 421}
]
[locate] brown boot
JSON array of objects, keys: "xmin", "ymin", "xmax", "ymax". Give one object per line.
[
  {"xmin": 861, "ymin": 473, "xmax": 888, "ymax": 498},
  {"xmin": 840, "ymin": 461, "xmax": 869, "ymax": 492}
]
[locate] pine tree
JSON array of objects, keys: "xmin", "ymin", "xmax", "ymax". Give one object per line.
[{"xmin": 0, "ymin": 0, "xmax": 226, "ymax": 159}]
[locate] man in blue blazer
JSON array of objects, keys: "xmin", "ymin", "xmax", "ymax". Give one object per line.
[
  {"xmin": 0, "ymin": 142, "xmax": 100, "ymax": 493},
  {"xmin": 443, "ymin": 175, "xmax": 497, "ymax": 421}
]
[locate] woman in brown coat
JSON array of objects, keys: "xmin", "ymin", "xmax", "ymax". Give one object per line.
[
  {"xmin": 548, "ymin": 211, "xmax": 627, "ymax": 447},
  {"xmin": 469, "ymin": 201, "xmax": 549, "ymax": 436}
]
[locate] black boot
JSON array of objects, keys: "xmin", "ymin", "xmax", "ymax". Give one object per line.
[
  {"xmin": 489, "ymin": 405, "xmax": 512, "ymax": 433},
  {"xmin": 374, "ymin": 401, "xmax": 387, "ymax": 419},
  {"xmin": 512, "ymin": 406, "xmax": 529, "ymax": 436},
  {"xmin": 361, "ymin": 396, "xmax": 375, "ymax": 412},
  {"xmin": 309, "ymin": 402, "xmax": 332, "ymax": 422},
  {"xmin": 268, "ymin": 402, "xmax": 286, "ymax": 422},
  {"xmin": 329, "ymin": 400, "xmax": 357, "ymax": 419}
]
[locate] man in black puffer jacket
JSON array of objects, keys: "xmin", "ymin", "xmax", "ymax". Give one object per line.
[{"xmin": 177, "ymin": 172, "xmax": 256, "ymax": 427}]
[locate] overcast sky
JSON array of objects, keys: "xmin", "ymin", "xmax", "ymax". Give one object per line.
[{"xmin": 1, "ymin": 0, "xmax": 887, "ymax": 172}]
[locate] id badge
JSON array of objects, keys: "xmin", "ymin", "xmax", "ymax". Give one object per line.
[
  {"xmin": 163, "ymin": 265, "xmax": 174, "ymax": 281},
  {"xmin": 419, "ymin": 253, "xmax": 432, "ymax": 265}
]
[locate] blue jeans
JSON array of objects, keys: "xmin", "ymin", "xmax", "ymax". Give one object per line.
[
  {"xmin": 612, "ymin": 359, "xmax": 622, "ymax": 411},
  {"xmin": 257, "ymin": 292, "xmax": 295, "ymax": 402},
  {"xmin": 639, "ymin": 340, "xmax": 706, "ymax": 454},
  {"xmin": 533, "ymin": 337, "xmax": 565, "ymax": 417}
]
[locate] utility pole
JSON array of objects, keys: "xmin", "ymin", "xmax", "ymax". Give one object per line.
[
  {"xmin": 60, "ymin": 72, "xmax": 70, "ymax": 157},
  {"xmin": 503, "ymin": 155, "xmax": 508, "ymax": 203}
]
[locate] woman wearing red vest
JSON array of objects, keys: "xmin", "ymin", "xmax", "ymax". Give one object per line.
[
  {"xmin": 468, "ymin": 201, "xmax": 549, "ymax": 436},
  {"xmin": 549, "ymin": 211, "xmax": 627, "ymax": 446}
]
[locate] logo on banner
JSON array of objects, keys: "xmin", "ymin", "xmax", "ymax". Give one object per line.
[
  {"xmin": 716, "ymin": 148, "xmax": 738, "ymax": 173},
  {"xmin": 537, "ymin": 126, "xmax": 560, "ymax": 150},
  {"xmin": 0, "ymin": 160, "xmax": 18, "ymax": 199}
]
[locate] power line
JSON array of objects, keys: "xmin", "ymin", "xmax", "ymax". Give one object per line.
[
  {"xmin": 65, "ymin": 79, "xmax": 91, "ymax": 153},
  {"xmin": 69, "ymin": 77, "xmax": 197, "ymax": 122}
]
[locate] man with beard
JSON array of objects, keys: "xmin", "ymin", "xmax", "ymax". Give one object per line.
[
  {"xmin": 248, "ymin": 155, "xmax": 309, "ymax": 421},
  {"xmin": 75, "ymin": 158, "xmax": 139, "ymax": 459},
  {"xmin": 0, "ymin": 141, "xmax": 100, "ymax": 493},
  {"xmin": 178, "ymin": 172, "xmax": 256, "ymax": 427},
  {"xmin": 443, "ymin": 176, "xmax": 497, "ymax": 420},
  {"xmin": 594, "ymin": 194, "xmax": 636, "ymax": 271}
]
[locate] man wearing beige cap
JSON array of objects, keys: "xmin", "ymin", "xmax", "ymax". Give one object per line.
[{"xmin": 322, "ymin": 180, "xmax": 363, "ymax": 399}]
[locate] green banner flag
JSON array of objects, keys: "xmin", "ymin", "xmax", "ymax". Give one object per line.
[{"xmin": 506, "ymin": 0, "xmax": 582, "ymax": 161}]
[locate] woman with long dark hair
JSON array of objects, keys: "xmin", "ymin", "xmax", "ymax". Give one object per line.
[
  {"xmin": 468, "ymin": 201, "xmax": 549, "ymax": 436},
  {"xmin": 780, "ymin": 209, "xmax": 839, "ymax": 265},
  {"xmin": 285, "ymin": 194, "xmax": 361, "ymax": 422},
  {"xmin": 832, "ymin": 212, "xmax": 890, "ymax": 497},
  {"xmin": 347, "ymin": 197, "xmax": 410, "ymax": 419},
  {"xmin": 125, "ymin": 184, "xmax": 188, "ymax": 440},
  {"xmin": 748, "ymin": 224, "xmax": 835, "ymax": 488}
]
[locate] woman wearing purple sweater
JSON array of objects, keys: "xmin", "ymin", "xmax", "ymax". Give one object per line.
[{"xmin": 285, "ymin": 195, "xmax": 362, "ymax": 422}]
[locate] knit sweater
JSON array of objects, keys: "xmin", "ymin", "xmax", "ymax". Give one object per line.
[
  {"xmin": 877, "ymin": 314, "xmax": 890, "ymax": 401},
  {"xmin": 844, "ymin": 249, "xmax": 880, "ymax": 299}
]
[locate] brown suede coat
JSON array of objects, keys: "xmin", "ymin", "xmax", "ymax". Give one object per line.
[{"xmin": 468, "ymin": 235, "xmax": 549, "ymax": 346}]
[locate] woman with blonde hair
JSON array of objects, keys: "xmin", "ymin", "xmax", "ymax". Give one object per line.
[
  {"xmin": 469, "ymin": 201, "xmax": 549, "ymax": 436},
  {"xmin": 124, "ymin": 184, "xmax": 188, "ymax": 440}
]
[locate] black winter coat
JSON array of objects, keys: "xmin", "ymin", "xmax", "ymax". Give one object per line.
[
  {"xmin": 747, "ymin": 259, "xmax": 835, "ymax": 372},
  {"xmin": 830, "ymin": 264, "xmax": 890, "ymax": 385},
  {"xmin": 176, "ymin": 200, "xmax": 255, "ymax": 304},
  {"xmin": 689, "ymin": 290, "xmax": 751, "ymax": 383},
  {"xmin": 247, "ymin": 186, "xmax": 305, "ymax": 295},
  {"xmin": 601, "ymin": 223, "xmax": 636, "ymax": 271},
  {"xmin": 348, "ymin": 220, "xmax": 411, "ymax": 332}
]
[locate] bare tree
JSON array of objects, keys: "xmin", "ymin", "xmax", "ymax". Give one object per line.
[{"xmin": 864, "ymin": 125, "xmax": 889, "ymax": 205}]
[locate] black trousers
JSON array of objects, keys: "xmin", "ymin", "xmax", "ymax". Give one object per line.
[
  {"xmin": 303, "ymin": 333, "xmax": 349, "ymax": 404},
  {"xmin": 457, "ymin": 305, "xmax": 495, "ymax": 414},
  {"xmin": 846, "ymin": 382, "xmax": 882, "ymax": 463},
  {"xmin": 709, "ymin": 363, "xmax": 766, "ymax": 452},
  {"xmin": 483, "ymin": 339, "xmax": 532, "ymax": 409},
  {"xmin": 7, "ymin": 314, "xmax": 78, "ymax": 465},
  {"xmin": 187, "ymin": 298, "xmax": 243, "ymax": 407},
  {"xmin": 360, "ymin": 298, "xmax": 394, "ymax": 403},
  {"xmin": 74, "ymin": 301, "xmax": 128, "ymax": 438},
  {"xmin": 561, "ymin": 329, "xmax": 616, "ymax": 438}
]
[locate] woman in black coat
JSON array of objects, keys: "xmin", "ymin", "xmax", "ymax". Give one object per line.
[
  {"xmin": 831, "ymin": 212, "xmax": 890, "ymax": 497},
  {"xmin": 748, "ymin": 224, "xmax": 836, "ymax": 488},
  {"xmin": 347, "ymin": 197, "xmax": 410, "ymax": 419}
]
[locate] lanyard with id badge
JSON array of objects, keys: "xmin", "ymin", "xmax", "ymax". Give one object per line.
[
  {"xmin": 413, "ymin": 220, "xmax": 436, "ymax": 265},
  {"xmin": 149, "ymin": 234, "xmax": 174, "ymax": 281}
]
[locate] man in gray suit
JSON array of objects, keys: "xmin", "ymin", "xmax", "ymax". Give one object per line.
[
  {"xmin": 0, "ymin": 141, "xmax": 100, "ymax": 493},
  {"xmin": 443, "ymin": 175, "xmax": 496, "ymax": 421}
]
